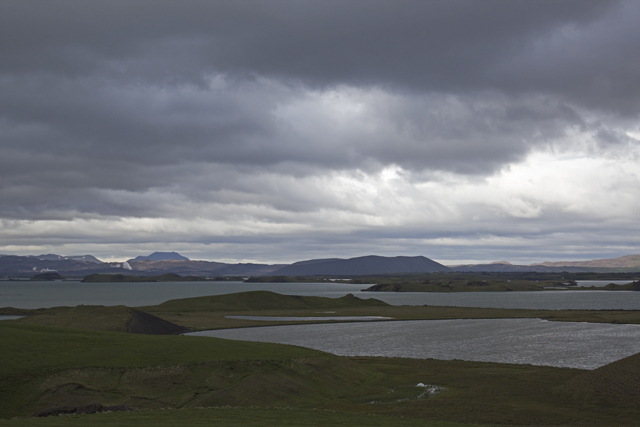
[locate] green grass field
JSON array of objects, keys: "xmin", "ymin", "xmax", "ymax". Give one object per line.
[
  {"xmin": 3, "ymin": 290, "xmax": 640, "ymax": 426},
  {"xmin": 2, "ymin": 319, "xmax": 640, "ymax": 426}
]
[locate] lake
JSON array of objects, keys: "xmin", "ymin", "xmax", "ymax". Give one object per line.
[
  {"xmin": 0, "ymin": 280, "xmax": 366, "ymax": 309},
  {"xmin": 4, "ymin": 280, "xmax": 640, "ymax": 370},
  {"xmin": 188, "ymin": 318, "xmax": 640, "ymax": 370},
  {"xmin": 2, "ymin": 280, "xmax": 640, "ymax": 310},
  {"xmin": 576, "ymin": 280, "xmax": 633, "ymax": 287}
]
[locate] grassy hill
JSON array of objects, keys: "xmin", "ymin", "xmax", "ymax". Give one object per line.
[
  {"xmin": 144, "ymin": 290, "xmax": 388, "ymax": 312},
  {"xmin": 11, "ymin": 306, "xmax": 133, "ymax": 332},
  {"xmin": 11, "ymin": 306, "xmax": 188, "ymax": 335},
  {"xmin": 558, "ymin": 350, "xmax": 640, "ymax": 407}
]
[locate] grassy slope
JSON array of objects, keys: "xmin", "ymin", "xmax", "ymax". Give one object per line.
[
  {"xmin": 2, "ymin": 318, "xmax": 640, "ymax": 425},
  {"xmin": 1, "ymin": 321, "xmax": 495, "ymax": 426},
  {"xmin": 558, "ymin": 350, "xmax": 640, "ymax": 407},
  {"xmin": 0, "ymin": 322, "xmax": 327, "ymax": 418},
  {"xmin": 12, "ymin": 306, "xmax": 133, "ymax": 332}
]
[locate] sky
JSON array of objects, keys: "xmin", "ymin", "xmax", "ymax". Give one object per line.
[{"xmin": 1, "ymin": 0, "xmax": 639, "ymax": 265}]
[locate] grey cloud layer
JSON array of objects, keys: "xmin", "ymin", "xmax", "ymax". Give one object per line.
[
  {"xmin": 2, "ymin": 1, "xmax": 628, "ymax": 97},
  {"xmin": 1, "ymin": 1, "xmax": 639, "ymax": 262},
  {"xmin": 0, "ymin": 75, "xmax": 591, "ymax": 219},
  {"xmin": 5, "ymin": 2, "xmax": 638, "ymax": 99}
]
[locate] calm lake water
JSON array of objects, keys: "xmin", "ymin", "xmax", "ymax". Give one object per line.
[
  {"xmin": 576, "ymin": 280, "xmax": 633, "ymax": 287},
  {"xmin": 2, "ymin": 280, "xmax": 640, "ymax": 310},
  {"xmin": 188, "ymin": 318, "xmax": 640, "ymax": 370}
]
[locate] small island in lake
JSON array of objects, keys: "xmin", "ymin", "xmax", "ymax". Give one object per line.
[{"xmin": 30, "ymin": 272, "xmax": 66, "ymax": 281}]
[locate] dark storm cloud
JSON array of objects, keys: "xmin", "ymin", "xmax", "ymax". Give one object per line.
[
  {"xmin": 0, "ymin": 75, "xmax": 586, "ymax": 219},
  {"xmin": 1, "ymin": 1, "xmax": 634, "ymax": 100},
  {"xmin": 1, "ymin": 0, "xmax": 640, "ymax": 264}
]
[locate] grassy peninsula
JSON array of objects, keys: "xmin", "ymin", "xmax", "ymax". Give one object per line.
[{"xmin": 6, "ymin": 290, "xmax": 640, "ymax": 333}]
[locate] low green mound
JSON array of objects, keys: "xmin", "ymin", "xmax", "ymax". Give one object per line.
[
  {"xmin": 600, "ymin": 281, "xmax": 640, "ymax": 291},
  {"xmin": 558, "ymin": 351, "xmax": 640, "ymax": 406},
  {"xmin": 145, "ymin": 290, "xmax": 388, "ymax": 313},
  {"xmin": 0, "ymin": 322, "xmax": 318, "ymax": 375}
]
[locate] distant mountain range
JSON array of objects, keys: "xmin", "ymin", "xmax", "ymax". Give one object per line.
[
  {"xmin": 1, "ymin": 252, "xmax": 640, "ymax": 278},
  {"xmin": 271, "ymin": 255, "xmax": 450, "ymax": 276},
  {"xmin": 28, "ymin": 254, "xmax": 103, "ymax": 264},
  {"xmin": 126, "ymin": 259, "xmax": 284, "ymax": 276},
  {"xmin": 452, "ymin": 254, "xmax": 640, "ymax": 272},
  {"xmin": 0, "ymin": 255, "xmax": 127, "ymax": 277},
  {"xmin": 533, "ymin": 254, "xmax": 640, "ymax": 269},
  {"xmin": 451, "ymin": 263, "xmax": 600, "ymax": 273},
  {"xmin": 0, "ymin": 253, "xmax": 283, "ymax": 278}
]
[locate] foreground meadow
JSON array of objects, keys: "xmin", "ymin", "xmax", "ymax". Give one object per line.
[{"xmin": 2, "ymin": 291, "xmax": 640, "ymax": 426}]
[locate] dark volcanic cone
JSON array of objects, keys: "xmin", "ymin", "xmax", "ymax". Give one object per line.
[{"xmin": 127, "ymin": 309, "xmax": 189, "ymax": 335}]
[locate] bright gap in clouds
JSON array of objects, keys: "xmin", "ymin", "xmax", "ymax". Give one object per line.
[
  {"xmin": 2, "ymin": 71, "xmax": 640, "ymax": 264},
  {"xmin": 2, "ymin": 141, "xmax": 639, "ymax": 265}
]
